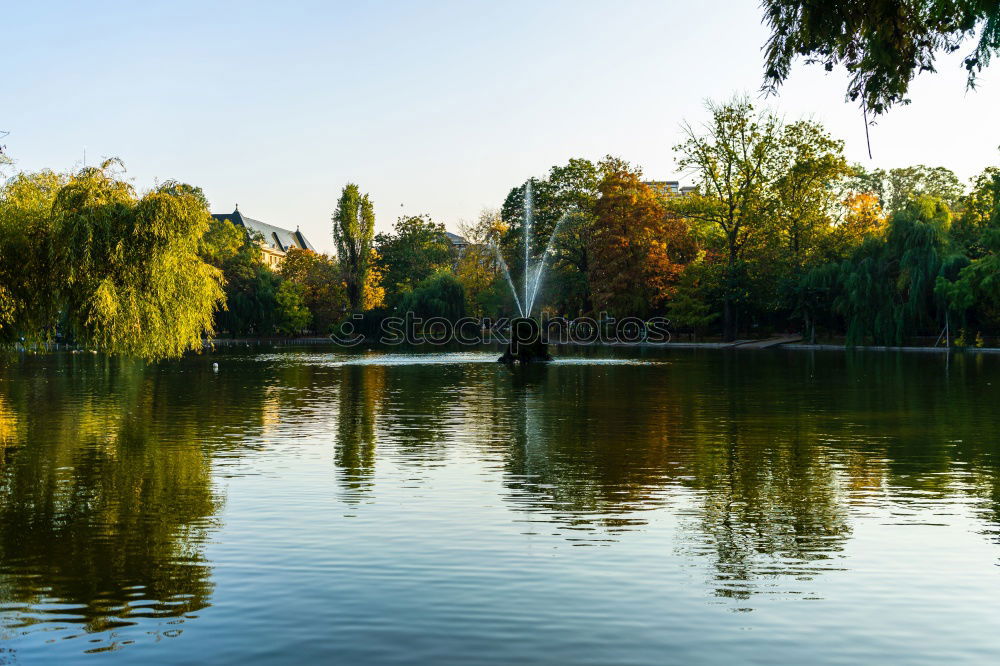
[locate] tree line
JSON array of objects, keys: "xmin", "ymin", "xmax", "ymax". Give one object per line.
[
  {"xmin": 347, "ymin": 96, "xmax": 999, "ymax": 347},
  {"xmin": 2, "ymin": 96, "xmax": 998, "ymax": 357}
]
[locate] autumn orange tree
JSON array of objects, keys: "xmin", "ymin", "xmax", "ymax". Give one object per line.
[{"xmin": 588, "ymin": 161, "xmax": 696, "ymax": 317}]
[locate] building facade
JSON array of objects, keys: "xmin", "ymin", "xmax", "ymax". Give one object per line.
[
  {"xmin": 643, "ymin": 181, "xmax": 697, "ymax": 197},
  {"xmin": 212, "ymin": 208, "xmax": 315, "ymax": 268}
]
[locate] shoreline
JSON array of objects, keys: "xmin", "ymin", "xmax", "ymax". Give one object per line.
[
  {"xmin": 564, "ymin": 338, "xmax": 1000, "ymax": 354},
  {"xmin": 8, "ymin": 337, "xmax": 1000, "ymax": 356}
]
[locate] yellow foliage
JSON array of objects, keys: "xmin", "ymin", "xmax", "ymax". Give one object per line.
[
  {"xmin": 362, "ymin": 249, "xmax": 385, "ymax": 311},
  {"xmin": 839, "ymin": 193, "xmax": 888, "ymax": 245}
]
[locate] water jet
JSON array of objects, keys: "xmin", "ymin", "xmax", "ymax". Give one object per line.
[{"xmin": 496, "ymin": 180, "xmax": 565, "ymax": 364}]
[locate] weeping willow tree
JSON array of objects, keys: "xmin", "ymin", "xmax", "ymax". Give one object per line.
[
  {"xmin": 0, "ymin": 170, "xmax": 66, "ymax": 344},
  {"xmin": 836, "ymin": 196, "xmax": 963, "ymax": 345},
  {"xmin": 395, "ymin": 270, "xmax": 466, "ymax": 321},
  {"xmin": 51, "ymin": 163, "xmax": 225, "ymax": 358},
  {"xmin": 1, "ymin": 160, "xmax": 225, "ymax": 358},
  {"xmin": 797, "ymin": 261, "xmax": 842, "ymax": 343},
  {"xmin": 936, "ymin": 229, "xmax": 1000, "ymax": 334}
]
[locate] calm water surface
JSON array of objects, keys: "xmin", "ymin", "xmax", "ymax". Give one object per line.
[{"xmin": 1, "ymin": 346, "xmax": 999, "ymax": 664}]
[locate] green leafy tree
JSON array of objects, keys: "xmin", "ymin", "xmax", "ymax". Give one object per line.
[
  {"xmin": 212, "ymin": 227, "xmax": 281, "ymax": 337},
  {"xmin": 837, "ymin": 196, "xmax": 961, "ymax": 345},
  {"xmin": 951, "ymin": 167, "xmax": 1000, "ymax": 257},
  {"xmin": 219, "ymin": 265, "xmax": 281, "ymax": 337},
  {"xmin": 767, "ymin": 120, "xmax": 852, "ymax": 329},
  {"xmin": 762, "ymin": 0, "xmax": 1000, "ymax": 114},
  {"xmin": 885, "ymin": 165, "xmax": 965, "ymax": 214},
  {"xmin": 937, "ymin": 228, "xmax": 1000, "ymax": 333},
  {"xmin": 456, "ymin": 209, "xmax": 508, "ymax": 317},
  {"xmin": 770, "ymin": 121, "xmax": 851, "ymax": 268},
  {"xmin": 332, "ymin": 183, "xmax": 375, "ymax": 311},
  {"xmin": 673, "ymin": 96, "xmax": 784, "ymax": 339},
  {"xmin": 396, "ymin": 271, "xmax": 466, "ymax": 320},
  {"xmin": 848, "ymin": 164, "xmax": 965, "ymax": 217},
  {"xmin": 50, "ymin": 167, "xmax": 226, "ymax": 358},
  {"xmin": 279, "ymin": 248, "xmax": 347, "ymax": 332},
  {"xmin": 275, "ymin": 280, "xmax": 311, "ymax": 334},
  {"xmin": 499, "ymin": 158, "xmax": 603, "ymax": 314},
  {"xmin": 797, "ymin": 261, "xmax": 843, "ymax": 343},
  {"xmin": 374, "ymin": 215, "xmax": 453, "ymax": 306},
  {"xmin": 0, "ymin": 170, "xmax": 66, "ymax": 344},
  {"xmin": 1, "ymin": 162, "xmax": 226, "ymax": 357},
  {"xmin": 667, "ymin": 261, "xmax": 720, "ymax": 341},
  {"xmin": 199, "ymin": 214, "xmax": 246, "ymax": 268}
]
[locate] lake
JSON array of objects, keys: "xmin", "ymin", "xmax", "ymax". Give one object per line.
[{"xmin": 2, "ymin": 346, "xmax": 999, "ymax": 664}]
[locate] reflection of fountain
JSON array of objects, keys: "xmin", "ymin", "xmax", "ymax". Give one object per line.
[{"xmin": 494, "ymin": 180, "xmax": 567, "ymax": 364}]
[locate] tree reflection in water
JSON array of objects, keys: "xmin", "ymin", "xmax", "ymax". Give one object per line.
[
  {"xmin": 0, "ymin": 355, "xmax": 242, "ymax": 647},
  {"xmin": 327, "ymin": 349, "xmax": 1000, "ymax": 601},
  {"xmin": 3, "ymin": 346, "xmax": 1000, "ymax": 656}
]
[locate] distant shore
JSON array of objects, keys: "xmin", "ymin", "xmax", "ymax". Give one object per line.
[{"xmin": 8, "ymin": 336, "xmax": 1000, "ymax": 356}]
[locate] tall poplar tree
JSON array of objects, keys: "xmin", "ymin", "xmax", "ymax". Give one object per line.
[{"xmin": 332, "ymin": 183, "xmax": 376, "ymax": 311}]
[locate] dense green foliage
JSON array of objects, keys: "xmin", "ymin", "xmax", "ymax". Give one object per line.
[
  {"xmin": 279, "ymin": 248, "xmax": 347, "ymax": 333},
  {"xmin": 836, "ymin": 197, "xmax": 961, "ymax": 345},
  {"xmin": 434, "ymin": 97, "xmax": 998, "ymax": 347},
  {"xmin": 332, "ymin": 183, "xmax": 376, "ymax": 310},
  {"xmin": 3, "ymin": 96, "xmax": 998, "ymax": 354},
  {"xmin": 1, "ymin": 162, "xmax": 225, "ymax": 358},
  {"xmin": 207, "ymin": 226, "xmax": 346, "ymax": 337},
  {"xmin": 0, "ymin": 163, "xmax": 349, "ymax": 350},
  {"xmin": 396, "ymin": 271, "xmax": 466, "ymax": 321},
  {"xmin": 375, "ymin": 215, "xmax": 453, "ymax": 307},
  {"xmin": 852, "ymin": 164, "xmax": 966, "ymax": 216},
  {"xmin": 0, "ymin": 170, "xmax": 66, "ymax": 343},
  {"xmin": 499, "ymin": 158, "xmax": 603, "ymax": 315},
  {"xmin": 762, "ymin": 0, "xmax": 1000, "ymax": 114}
]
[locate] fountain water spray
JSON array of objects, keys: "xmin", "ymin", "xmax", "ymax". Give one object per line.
[
  {"xmin": 490, "ymin": 242, "xmax": 525, "ymax": 317},
  {"xmin": 525, "ymin": 212, "xmax": 569, "ymax": 317},
  {"xmin": 497, "ymin": 179, "xmax": 567, "ymax": 363},
  {"xmin": 524, "ymin": 180, "xmax": 532, "ymax": 317},
  {"xmin": 511, "ymin": 180, "xmax": 571, "ymax": 317}
]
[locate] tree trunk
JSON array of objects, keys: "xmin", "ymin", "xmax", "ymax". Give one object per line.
[
  {"xmin": 722, "ymin": 299, "xmax": 735, "ymax": 342},
  {"xmin": 723, "ymin": 242, "xmax": 738, "ymax": 342}
]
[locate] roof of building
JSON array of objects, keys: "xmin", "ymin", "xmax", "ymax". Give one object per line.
[
  {"xmin": 643, "ymin": 181, "xmax": 698, "ymax": 197},
  {"xmin": 212, "ymin": 208, "xmax": 315, "ymax": 252},
  {"xmin": 445, "ymin": 231, "xmax": 468, "ymax": 246}
]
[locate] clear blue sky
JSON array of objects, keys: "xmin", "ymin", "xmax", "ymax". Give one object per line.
[{"xmin": 6, "ymin": 0, "xmax": 999, "ymax": 252}]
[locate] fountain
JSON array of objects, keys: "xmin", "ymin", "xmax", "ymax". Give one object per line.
[{"xmin": 495, "ymin": 180, "xmax": 568, "ymax": 364}]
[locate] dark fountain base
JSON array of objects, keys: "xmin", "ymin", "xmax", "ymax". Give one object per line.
[{"xmin": 498, "ymin": 336, "xmax": 552, "ymax": 365}]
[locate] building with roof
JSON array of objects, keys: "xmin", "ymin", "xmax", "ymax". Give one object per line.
[
  {"xmin": 643, "ymin": 181, "xmax": 697, "ymax": 197},
  {"xmin": 644, "ymin": 180, "xmax": 680, "ymax": 196},
  {"xmin": 443, "ymin": 231, "xmax": 469, "ymax": 269},
  {"xmin": 212, "ymin": 207, "xmax": 315, "ymax": 268},
  {"xmin": 444, "ymin": 231, "xmax": 468, "ymax": 254}
]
